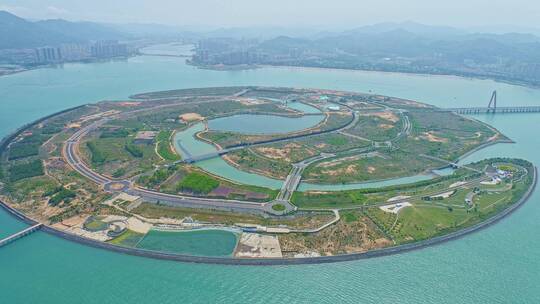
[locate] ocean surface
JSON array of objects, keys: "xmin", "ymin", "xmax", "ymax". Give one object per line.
[{"xmin": 1, "ymin": 54, "xmax": 540, "ymax": 303}]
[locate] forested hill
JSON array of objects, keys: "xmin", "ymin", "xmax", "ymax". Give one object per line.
[
  {"xmin": 0, "ymin": 11, "xmax": 127, "ymax": 49},
  {"xmin": 192, "ymin": 24, "xmax": 540, "ymax": 86}
]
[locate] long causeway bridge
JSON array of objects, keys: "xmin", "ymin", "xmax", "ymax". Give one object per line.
[
  {"xmin": 0, "ymin": 223, "xmax": 42, "ymax": 247},
  {"xmin": 181, "ymin": 92, "xmax": 540, "ymax": 164},
  {"xmin": 447, "ymin": 106, "xmax": 540, "ymax": 114},
  {"xmin": 445, "ymin": 90, "xmax": 540, "ymax": 114}
]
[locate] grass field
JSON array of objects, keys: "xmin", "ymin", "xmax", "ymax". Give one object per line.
[
  {"xmin": 157, "ymin": 166, "xmax": 278, "ymax": 202},
  {"xmin": 156, "ymin": 130, "xmax": 180, "ymax": 161},
  {"xmin": 227, "ymin": 149, "xmax": 292, "ymax": 179},
  {"xmin": 83, "ymin": 216, "xmax": 109, "ymax": 231},
  {"xmin": 402, "ymin": 111, "xmax": 500, "ymax": 161},
  {"xmin": 360, "ymin": 160, "xmax": 534, "ymax": 244},
  {"xmin": 177, "ymin": 172, "xmax": 220, "ymax": 194},
  {"xmin": 303, "ymin": 150, "xmax": 443, "ymax": 184},
  {"xmin": 132, "ymin": 203, "xmax": 334, "ymax": 229},
  {"xmin": 131, "ymin": 86, "xmax": 249, "ymax": 99},
  {"xmin": 108, "ymin": 229, "xmax": 145, "ymax": 247},
  {"xmin": 82, "ymin": 135, "xmax": 160, "ymax": 178},
  {"xmin": 344, "ymin": 111, "xmax": 402, "ymax": 142},
  {"xmin": 6, "ymin": 175, "xmax": 58, "ymax": 203}
]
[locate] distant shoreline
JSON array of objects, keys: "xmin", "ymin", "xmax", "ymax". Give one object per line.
[
  {"xmin": 192, "ymin": 62, "xmax": 540, "ymax": 90},
  {"xmin": 0, "ymin": 53, "xmax": 540, "ymax": 89},
  {"xmin": 2, "ymin": 54, "xmax": 539, "ymax": 90},
  {"xmin": 0, "ymin": 67, "xmax": 30, "ymax": 77},
  {"xmin": 0, "ymin": 55, "xmax": 136, "ymax": 79}
]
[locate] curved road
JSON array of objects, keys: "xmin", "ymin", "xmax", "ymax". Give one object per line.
[
  {"xmin": 62, "ymin": 96, "xmax": 361, "ymax": 215},
  {"xmin": 62, "ymin": 120, "xmax": 269, "ymax": 214},
  {"xmin": 62, "ymin": 95, "xmax": 487, "ymax": 217}
]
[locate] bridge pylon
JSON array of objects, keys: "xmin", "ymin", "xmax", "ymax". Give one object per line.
[{"xmin": 487, "ymin": 90, "xmax": 497, "ymax": 113}]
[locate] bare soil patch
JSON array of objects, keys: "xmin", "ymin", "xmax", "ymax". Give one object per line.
[
  {"xmin": 179, "ymin": 112, "xmax": 204, "ymax": 122},
  {"xmin": 367, "ymin": 111, "xmax": 399, "ymax": 123},
  {"xmin": 419, "ymin": 131, "xmax": 448, "ymax": 143}
]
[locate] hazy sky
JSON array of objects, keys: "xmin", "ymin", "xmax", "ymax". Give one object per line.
[{"xmin": 2, "ymin": 0, "xmax": 540, "ymax": 29}]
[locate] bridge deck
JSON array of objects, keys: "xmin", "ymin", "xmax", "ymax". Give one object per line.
[
  {"xmin": 175, "ymin": 140, "xmax": 193, "ymax": 159},
  {"xmin": 0, "ymin": 223, "xmax": 42, "ymax": 247},
  {"xmin": 444, "ymin": 106, "xmax": 540, "ymax": 114}
]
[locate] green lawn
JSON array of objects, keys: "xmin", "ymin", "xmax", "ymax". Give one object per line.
[
  {"xmin": 344, "ymin": 112, "xmax": 401, "ymax": 141},
  {"xmin": 272, "ymin": 204, "xmax": 286, "ymax": 211},
  {"xmin": 83, "ymin": 217, "xmax": 109, "ymax": 231},
  {"xmin": 156, "ymin": 131, "xmax": 180, "ymax": 161},
  {"xmin": 108, "ymin": 230, "xmax": 145, "ymax": 247},
  {"xmin": 396, "ymin": 205, "xmax": 469, "ymax": 241},
  {"xmin": 83, "ymin": 136, "xmax": 159, "ymax": 177},
  {"xmin": 177, "ymin": 172, "xmax": 219, "ymax": 194}
]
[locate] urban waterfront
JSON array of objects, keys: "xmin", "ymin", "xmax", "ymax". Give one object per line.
[{"xmin": 1, "ymin": 55, "xmax": 540, "ymax": 303}]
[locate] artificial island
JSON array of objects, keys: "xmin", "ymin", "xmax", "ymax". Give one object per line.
[{"xmin": 0, "ymin": 86, "xmax": 536, "ymax": 264}]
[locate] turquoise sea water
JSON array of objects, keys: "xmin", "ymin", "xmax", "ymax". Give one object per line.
[{"xmin": 1, "ymin": 55, "xmax": 540, "ymax": 303}]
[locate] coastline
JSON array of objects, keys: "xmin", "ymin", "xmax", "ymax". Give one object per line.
[
  {"xmin": 0, "ymin": 55, "xmax": 136, "ymax": 79},
  {"xmin": 0, "ymin": 166, "xmax": 535, "ymax": 265},
  {"xmin": 0, "ymin": 90, "xmax": 537, "ymax": 265},
  {"xmin": 0, "ymin": 68, "xmax": 29, "ymax": 77},
  {"xmin": 4, "ymin": 54, "xmax": 540, "ymax": 91},
  {"xmin": 253, "ymin": 64, "xmax": 540, "ymax": 90},
  {"xmin": 191, "ymin": 61, "xmax": 540, "ymax": 90}
]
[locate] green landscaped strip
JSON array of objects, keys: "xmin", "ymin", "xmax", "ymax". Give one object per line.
[
  {"xmin": 272, "ymin": 204, "xmax": 286, "ymax": 211},
  {"xmin": 156, "ymin": 131, "xmax": 180, "ymax": 161},
  {"xmin": 108, "ymin": 230, "xmax": 145, "ymax": 247}
]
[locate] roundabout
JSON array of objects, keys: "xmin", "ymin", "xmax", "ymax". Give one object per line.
[{"xmin": 103, "ymin": 181, "xmax": 131, "ymax": 192}]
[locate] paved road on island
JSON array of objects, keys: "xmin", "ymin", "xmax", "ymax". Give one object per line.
[
  {"xmin": 62, "ymin": 93, "xmax": 488, "ymax": 217},
  {"xmin": 276, "ymin": 153, "xmax": 335, "ymax": 201},
  {"xmin": 62, "ymin": 119, "xmax": 270, "ymax": 214},
  {"xmin": 184, "ymin": 106, "xmax": 358, "ymax": 163}
]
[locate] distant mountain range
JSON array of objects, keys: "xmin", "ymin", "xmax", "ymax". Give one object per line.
[
  {"xmin": 191, "ymin": 24, "xmax": 540, "ymax": 86},
  {"xmin": 3, "ymin": 9, "xmax": 540, "ymax": 86},
  {"xmin": 255, "ymin": 28, "xmax": 540, "ymax": 63},
  {"xmin": 0, "ymin": 11, "xmax": 128, "ymax": 49},
  {"xmin": 3, "ymin": 9, "xmax": 540, "ymax": 50}
]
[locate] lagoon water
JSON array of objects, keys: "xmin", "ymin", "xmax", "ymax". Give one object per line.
[
  {"xmin": 173, "ymin": 123, "xmax": 284, "ymax": 189},
  {"xmin": 136, "ymin": 229, "xmax": 238, "ymax": 257},
  {"xmin": 173, "ymin": 121, "xmax": 435, "ymax": 191},
  {"xmin": 1, "ymin": 54, "xmax": 540, "ymax": 303},
  {"xmin": 208, "ymin": 113, "xmax": 323, "ymax": 134}
]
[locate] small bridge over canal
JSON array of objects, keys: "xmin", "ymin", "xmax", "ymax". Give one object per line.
[
  {"xmin": 180, "ymin": 150, "xmax": 232, "ymax": 164},
  {"xmin": 174, "ymin": 142, "xmax": 242, "ymax": 164},
  {"xmin": 178, "ymin": 91, "xmax": 539, "ymax": 164},
  {"xmin": 178, "ymin": 111, "xmax": 357, "ymax": 164},
  {"xmin": 445, "ymin": 91, "xmax": 540, "ymax": 114},
  {"xmin": 0, "ymin": 223, "xmax": 42, "ymax": 247}
]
